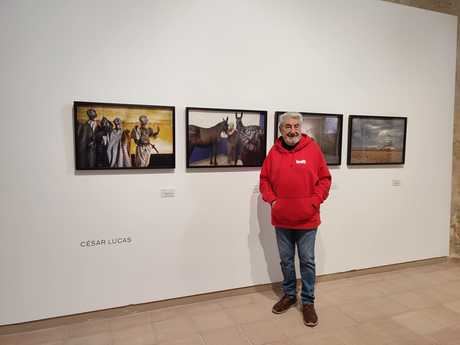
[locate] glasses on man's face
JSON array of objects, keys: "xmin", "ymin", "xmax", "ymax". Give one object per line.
[{"xmin": 283, "ymin": 124, "xmax": 300, "ymax": 130}]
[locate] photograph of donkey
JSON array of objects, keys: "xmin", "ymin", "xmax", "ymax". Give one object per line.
[
  {"xmin": 188, "ymin": 115, "xmax": 229, "ymax": 166},
  {"xmin": 226, "ymin": 121, "xmax": 239, "ymax": 165},
  {"xmin": 187, "ymin": 108, "xmax": 267, "ymax": 168},
  {"xmin": 234, "ymin": 112, "xmax": 266, "ymax": 166}
]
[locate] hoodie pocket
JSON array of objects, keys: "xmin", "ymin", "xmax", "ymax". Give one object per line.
[{"xmin": 272, "ymin": 197, "xmax": 316, "ymax": 225}]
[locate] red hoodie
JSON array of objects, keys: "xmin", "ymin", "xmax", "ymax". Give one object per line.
[{"xmin": 259, "ymin": 134, "xmax": 332, "ymax": 230}]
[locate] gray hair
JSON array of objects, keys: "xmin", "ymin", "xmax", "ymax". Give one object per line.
[{"xmin": 279, "ymin": 112, "xmax": 303, "ymax": 130}]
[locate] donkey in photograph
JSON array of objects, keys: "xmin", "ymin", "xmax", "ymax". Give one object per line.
[
  {"xmin": 226, "ymin": 122, "xmax": 239, "ymax": 165},
  {"xmin": 235, "ymin": 112, "xmax": 265, "ymax": 166},
  {"xmin": 188, "ymin": 117, "xmax": 229, "ymax": 166}
]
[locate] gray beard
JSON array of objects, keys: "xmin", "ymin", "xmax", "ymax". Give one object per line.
[{"xmin": 283, "ymin": 135, "xmax": 301, "ymax": 146}]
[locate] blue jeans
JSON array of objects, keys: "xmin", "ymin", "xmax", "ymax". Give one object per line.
[{"xmin": 275, "ymin": 227, "xmax": 317, "ymax": 304}]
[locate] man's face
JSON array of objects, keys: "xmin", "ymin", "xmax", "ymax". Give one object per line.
[
  {"xmin": 280, "ymin": 117, "xmax": 302, "ymax": 146},
  {"xmin": 101, "ymin": 117, "xmax": 111, "ymax": 130},
  {"xmin": 114, "ymin": 118, "xmax": 121, "ymax": 128},
  {"xmin": 139, "ymin": 116, "xmax": 148, "ymax": 126},
  {"xmin": 87, "ymin": 109, "xmax": 97, "ymax": 120}
]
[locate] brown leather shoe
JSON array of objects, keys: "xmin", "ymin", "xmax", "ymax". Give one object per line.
[
  {"xmin": 272, "ymin": 295, "xmax": 297, "ymax": 314},
  {"xmin": 302, "ymin": 304, "xmax": 318, "ymax": 327}
]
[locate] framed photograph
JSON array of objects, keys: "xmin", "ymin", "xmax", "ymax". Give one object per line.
[
  {"xmin": 74, "ymin": 101, "xmax": 175, "ymax": 170},
  {"xmin": 186, "ymin": 107, "xmax": 267, "ymax": 168},
  {"xmin": 347, "ymin": 115, "xmax": 407, "ymax": 165},
  {"xmin": 274, "ymin": 112, "xmax": 343, "ymax": 166}
]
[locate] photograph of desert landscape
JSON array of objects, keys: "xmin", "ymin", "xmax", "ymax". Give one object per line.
[{"xmin": 348, "ymin": 115, "xmax": 407, "ymax": 165}]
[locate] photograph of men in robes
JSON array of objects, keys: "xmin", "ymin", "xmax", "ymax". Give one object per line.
[
  {"xmin": 131, "ymin": 115, "xmax": 160, "ymax": 168},
  {"xmin": 74, "ymin": 102, "xmax": 174, "ymax": 170},
  {"xmin": 76, "ymin": 109, "xmax": 99, "ymax": 169}
]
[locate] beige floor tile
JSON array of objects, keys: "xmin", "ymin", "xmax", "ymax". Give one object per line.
[
  {"xmin": 67, "ymin": 319, "xmax": 110, "ymax": 337},
  {"xmin": 417, "ymin": 286, "xmax": 460, "ymax": 304},
  {"xmin": 366, "ymin": 296, "xmax": 410, "ymax": 317},
  {"xmin": 391, "ymin": 309, "xmax": 450, "ymax": 336},
  {"xmin": 0, "ymin": 334, "xmax": 18, "ymax": 345},
  {"xmin": 290, "ymin": 331, "xmax": 345, "ymax": 345},
  {"xmin": 438, "ymin": 281, "xmax": 460, "ymax": 299},
  {"xmin": 334, "ymin": 324, "xmax": 392, "ymax": 345},
  {"xmin": 9, "ymin": 326, "xmax": 69, "ymax": 345},
  {"xmin": 247, "ymin": 291, "xmax": 281, "ymax": 308},
  {"xmin": 338, "ymin": 299, "xmax": 385, "ymax": 323},
  {"xmin": 314, "ymin": 287, "xmax": 338, "ymax": 305},
  {"xmin": 389, "ymin": 291, "xmax": 439, "ymax": 310},
  {"xmin": 64, "ymin": 333, "xmax": 112, "ymax": 345},
  {"xmin": 240, "ymin": 319, "xmax": 287, "ymax": 345},
  {"xmin": 386, "ymin": 335, "xmax": 442, "ymax": 345},
  {"xmin": 445, "ymin": 267, "xmax": 460, "ymax": 279},
  {"xmin": 376, "ymin": 270, "xmax": 406, "ymax": 281},
  {"xmin": 21, "ymin": 342, "xmax": 65, "ymax": 345},
  {"xmin": 217, "ymin": 294, "xmax": 257, "ymax": 309},
  {"xmin": 182, "ymin": 302, "xmax": 223, "ymax": 316},
  {"xmin": 443, "ymin": 299, "xmax": 460, "ymax": 314},
  {"xmin": 345, "ymin": 274, "xmax": 384, "ymax": 285},
  {"xmin": 404, "ymin": 269, "xmax": 449, "ymax": 285},
  {"xmin": 317, "ymin": 279, "xmax": 356, "ymax": 292},
  {"xmin": 314, "ymin": 295, "xmax": 337, "ymax": 308},
  {"xmin": 375, "ymin": 277, "xmax": 419, "ymax": 295},
  {"xmin": 0, "ymin": 336, "xmax": 64, "ymax": 345},
  {"xmin": 325, "ymin": 283, "xmax": 386, "ymax": 304},
  {"xmin": 338, "ymin": 297, "xmax": 409, "ymax": 322},
  {"xmin": 427, "ymin": 327, "xmax": 460, "ymax": 345},
  {"xmin": 225, "ymin": 303, "xmax": 276, "ymax": 324},
  {"xmin": 153, "ymin": 316, "xmax": 198, "ymax": 342},
  {"xmin": 200, "ymin": 326, "xmax": 250, "ymax": 345},
  {"xmin": 263, "ymin": 341, "xmax": 293, "ymax": 345},
  {"xmin": 362, "ymin": 318, "xmax": 424, "ymax": 343},
  {"xmin": 150, "ymin": 306, "xmax": 187, "ymax": 322},
  {"xmin": 421, "ymin": 306, "xmax": 460, "ymax": 328},
  {"xmin": 157, "ymin": 333, "xmax": 204, "ymax": 345},
  {"xmin": 403, "ymin": 264, "xmax": 445, "ymax": 274},
  {"xmin": 315, "ymin": 306, "xmax": 357, "ymax": 329},
  {"xmin": 190, "ymin": 309, "xmax": 235, "ymax": 332},
  {"xmin": 320, "ymin": 288, "xmax": 354, "ymax": 305},
  {"xmin": 109, "ymin": 312, "xmax": 152, "ymax": 331},
  {"xmin": 112, "ymin": 324, "xmax": 156, "ymax": 345},
  {"xmin": 421, "ymin": 269, "xmax": 460, "ymax": 285},
  {"xmin": 426, "ymin": 323, "xmax": 460, "ymax": 345}
]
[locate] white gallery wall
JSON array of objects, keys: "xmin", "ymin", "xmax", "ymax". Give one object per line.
[{"xmin": 0, "ymin": 0, "xmax": 456, "ymax": 325}]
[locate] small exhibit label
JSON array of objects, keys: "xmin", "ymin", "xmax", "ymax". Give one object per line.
[
  {"xmin": 161, "ymin": 189, "xmax": 176, "ymax": 198},
  {"xmin": 392, "ymin": 179, "xmax": 401, "ymax": 187}
]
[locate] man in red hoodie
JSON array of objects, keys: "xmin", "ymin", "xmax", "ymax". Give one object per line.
[{"xmin": 259, "ymin": 112, "xmax": 331, "ymax": 327}]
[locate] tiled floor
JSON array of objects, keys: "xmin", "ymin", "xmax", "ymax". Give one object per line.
[{"xmin": 2, "ymin": 260, "xmax": 460, "ymax": 345}]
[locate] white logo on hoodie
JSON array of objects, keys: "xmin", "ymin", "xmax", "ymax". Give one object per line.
[{"xmin": 296, "ymin": 159, "xmax": 306, "ymax": 164}]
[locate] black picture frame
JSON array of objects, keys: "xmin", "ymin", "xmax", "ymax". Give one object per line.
[
  {"xmin": 274, "ymin": 111, "xmax": 343, "ymax": 166},
  {"xmin": 74, "ymin": 101, "xmax": 175, "ymax": 170},
  {"xmin": 347, "ymin": 115, "xmax": 407, "ymax": 165},
  {"xmin": 186, "ymin": 107, "xmax": 267, "ymax": 168}
]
